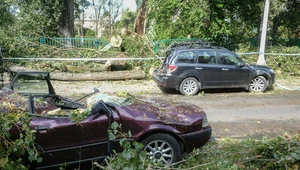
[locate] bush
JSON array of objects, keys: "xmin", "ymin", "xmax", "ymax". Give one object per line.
[{"xmin": 238, "ymin": 46, "xmax": 300, "ymax": 77}]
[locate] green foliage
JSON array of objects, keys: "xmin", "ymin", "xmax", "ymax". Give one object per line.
[
  {"xmin": 99, "ymin": 122, "xmax": 300, "ymax": 169},
  {"xmin": 7, "ymin": 0, "xmax": 62, "ymax": 36},
  {"xmin": 0, "ymin": 1, "xmax": 14, "ymax": 28},
  {"xmin": 147, "ymin": 0, "xmax": 263, "ymax": 46},
  {"xmin": 0, "ymin": 106, "xmax": 41, "ymax": 169},
  {"xmin": 103, "ymin": 122, "xmax": 151, "ymax": 170},
  {"xmin": 121, "ymin": 34, "xmax": 154, "ymax": 56},
  {"xmin": 238, "ymin": 46, "xmax": 300, "ymax": 77},
  {"xmin": 68, "ymin": 109, "xmax": 89, "ymax": 125},
  {"xmin": 117, "ymin": 8, "xmax": 136, "ymax": 30},
  {"xmin": 174, "ymin": 134, "xmax": 300, "ymax": 169}
]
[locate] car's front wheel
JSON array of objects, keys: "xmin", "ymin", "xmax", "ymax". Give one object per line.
[
  {"xmin": 179, "ymin": 77, "xmax": 200, "ymax": 95},
  {"xmin": 141, "ymin": 133, "xmax": 181, "ymax": 165},
  {"xmin": 249, "ymin": 76, "xmax": 268, "ymax": 92}
]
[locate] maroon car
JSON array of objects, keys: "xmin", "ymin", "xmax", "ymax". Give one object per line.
[{"xmin": 1, "ymin": 71, "xmax": 212, "ymax": 169}]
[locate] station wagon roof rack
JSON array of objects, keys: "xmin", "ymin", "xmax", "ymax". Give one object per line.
[
  {"xmin": 170, "ymin": 39, "xmax": 212, "ymax": 49},
  {"xmin": 168, "ymin": 39, "xmax": 230, "ymax": 51}
]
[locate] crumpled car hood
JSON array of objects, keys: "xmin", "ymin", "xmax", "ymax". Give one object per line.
[{"xmin": 116, "ymin": 98, "xmax": 206, "ymax": 125}]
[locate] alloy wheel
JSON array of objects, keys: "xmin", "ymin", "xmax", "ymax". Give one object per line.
[
  {"xmin": 249, "ymin": 76, "xmax": 267, "ymax": 92},
  {"xmin": 180, "ymin": 78, "xmax": 199, "ymax": 95},
  {"xmin": 144, "ymin": 140, "xmax": 174, "ymax": 164}
]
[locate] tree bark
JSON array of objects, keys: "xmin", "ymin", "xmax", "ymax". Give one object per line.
[
  {"xmin": 134, "ymin": 0, "xmax": 147, "ymax": 35},
  {"xmin": 57, "ymin": 0, "xmax": 75, "ymax": 38},
  {"xmin": 9, "ymin": 66, "xmax": 145, "ymax": 81}
]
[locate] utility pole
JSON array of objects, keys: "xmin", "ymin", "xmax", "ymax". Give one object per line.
[{"xmin": 257, "ymin": 0, "xmax": 270, "ymax": 65}]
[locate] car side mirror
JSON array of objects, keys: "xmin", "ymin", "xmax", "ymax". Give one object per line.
[
  {"xmin": 91, "ymin": 101, "xmax": 106, "ymax": 115},
  {"xmin": 236, "ymin": 62, "xmax": 245, "ymax": 68}
]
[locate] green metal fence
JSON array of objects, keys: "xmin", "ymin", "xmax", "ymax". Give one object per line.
[
  {"xmin": 34, "ymin": 37, "xmax": 299, "ymax": 52},
  {"xmin": 38, "ymin": 37, "xmax": 108, "ymax": 49}
]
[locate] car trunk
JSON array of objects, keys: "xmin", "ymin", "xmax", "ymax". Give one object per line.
[{"xmin": 157, "ymin": 51, "xmax": 174, "ymax": 74}]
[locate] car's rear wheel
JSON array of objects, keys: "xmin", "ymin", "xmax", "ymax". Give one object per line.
[
  {"xmin": 249, "ymin": 76, "xmax": 268, "ymax": 92},
  {"xmin": 141, "ymin": 133, "xmax": 181, "ymax": 165},
  {"xmin": 179, "ymin": 77, "xmax": 200, "ymax": 95}
]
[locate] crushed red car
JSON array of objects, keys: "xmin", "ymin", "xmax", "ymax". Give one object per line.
[{"xmin": 1, "ymin": 71, "xmax": 212, "ymax": 169}]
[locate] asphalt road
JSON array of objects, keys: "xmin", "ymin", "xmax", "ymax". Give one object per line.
[{"xmin": 142, "ymin": 90, "xmax": 300, "ymax": 139}]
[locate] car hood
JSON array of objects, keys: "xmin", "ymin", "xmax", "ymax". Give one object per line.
[{"xmin": 116, "ymin": 98, "xmax": 206, "ymax": 125}]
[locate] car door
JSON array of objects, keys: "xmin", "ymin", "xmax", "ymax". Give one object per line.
[
  {"xmin": 218, "ymin": 52, "xmax": 250, "ymax": 87},
  {"xmin": 32, "ymin": 110, "xmax": 120, "ymax": 169},
  {"xmin": 173, "ymin": 50, "xmax": 198, "ymax": 78},
  {"xmin": 194, "ymin": 50, "xmax": 223, "ymax": 88},
  {"xmin": 9, "ymin": 72, "xmax": 56, "ymax": 96}
]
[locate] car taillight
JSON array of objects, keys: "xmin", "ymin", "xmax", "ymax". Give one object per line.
[{"xmin": 167, "ymin": 64, "xmax": 177, "ymax": 72}]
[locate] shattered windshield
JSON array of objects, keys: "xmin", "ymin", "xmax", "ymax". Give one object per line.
[{"xmin": 86, "ymin": 93, "xmax": 135, "ymax": 111}]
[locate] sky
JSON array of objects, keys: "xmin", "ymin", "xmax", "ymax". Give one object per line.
[
  {"xmin": 123, "ymin": 0, "xmax": 137, "ymax": 12},
  {"xmin": 85, "ymin": 0, "xmax": 137, "ymax": 20}
]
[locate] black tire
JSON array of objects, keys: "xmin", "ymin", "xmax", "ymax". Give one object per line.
[
  {"xmin": 141, "ymin": 133, "xmax": 181, "ymax": 165},
  {"xmin": 249, "ymin": 76, "xmax": 268, "ymax": 92},
  {"xmin": 179, "ymin": 77, "xmax": 200, "ymax": 95}
]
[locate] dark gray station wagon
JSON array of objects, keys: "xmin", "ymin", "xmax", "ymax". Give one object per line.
[{"xmin": 152, "ymin": 40, "xmax": 275, "ymax": 95}]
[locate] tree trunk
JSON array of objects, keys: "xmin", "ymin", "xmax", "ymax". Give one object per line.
[
  {"xmin": 50, "ymin": 69, "xmax": 145, "ymax": 81},
  {"xmin": 57, "ymin": 0, "xmax": 75, "ymax": 38},
  {"xmin": 134, "ymin": 0, "xmax": 147, "ymax": 35},
  {"xmin": 9, "ymin": 66, "xmax": 145, "ymax": 81}
]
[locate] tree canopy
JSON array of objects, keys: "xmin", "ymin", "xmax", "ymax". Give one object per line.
[{"xmin": 0, "ymin": 0, "xmax": 299, "ymax": 51}]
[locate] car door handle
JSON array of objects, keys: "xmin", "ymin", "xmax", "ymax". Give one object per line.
[
  {"xmin": 35, "ymin": 126, "xmax": 49, "ymax": 133},
  {"xmin": 222, "ymin": 68, "xmax": 229, "ymax": 71},
  {"xmin": 195, "ymin": 67, "xmax": 203, "ymax": 70}
]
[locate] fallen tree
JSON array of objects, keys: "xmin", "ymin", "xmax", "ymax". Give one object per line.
[{"xmin": 9, "ymin": 66, "xmax": 145, "ymax": 81}]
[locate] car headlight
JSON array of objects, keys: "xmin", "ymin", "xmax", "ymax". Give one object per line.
[
  {"xmin": 270, "ymin": 69, "xmax": 274, "ymax": 73},
  {"xmin": 202, "ymin": 117, "xmax": 209, "ymax": 128}
]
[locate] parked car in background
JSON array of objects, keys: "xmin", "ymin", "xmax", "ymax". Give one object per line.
[
  {"xmin": 152, "ymin": 40, "xmax": 275, "ymax": 95},
  {"xmin": 1, "ymin": 71, "xmax": 212, "ymax": 169}
]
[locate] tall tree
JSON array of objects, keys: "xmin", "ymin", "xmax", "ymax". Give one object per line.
[
  {"xmin": 8, "ymin": 0, "xmax": 62, "ymax": 36},
  {"xmin": 92, "ymin": 0, "xmax": 108, "ymax": 37},
  {"xmin": 134, "ymin": 0, "xmax": 147, "ymax": 35},
  {"xmin": 0, "ymin": 1, "xmax": 14, "ymax": 28},
  {"xmin": 106, "ymin": 0, "xmax": 124, "ymax": 35},
  {"xmin": 118, "ymin": 8, "xmax": 135, "ymax": 30},
  {"xmin": 147, "ymin": 0, "xmax": 264, "ymax": 48},
  {"xmin": 76, "ymin": 0, "xmax": 91, "ymax": 38},
  {"xmin": 58, "ymin": 0, "xmax": 75, "ymax": 37}
]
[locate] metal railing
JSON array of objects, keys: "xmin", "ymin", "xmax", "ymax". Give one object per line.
[{"xmin": 38, "ymin": 37, "xmax": 108, "ymax": 49}]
